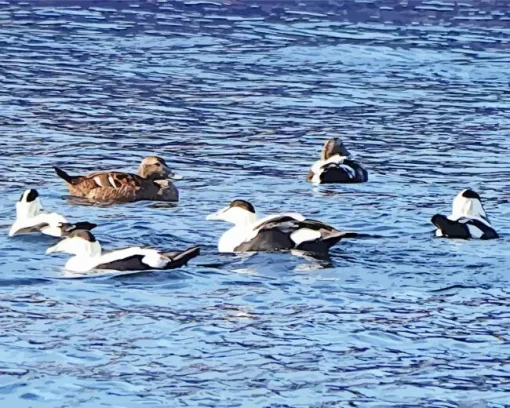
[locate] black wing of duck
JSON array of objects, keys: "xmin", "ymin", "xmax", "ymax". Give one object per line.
[
  {"xmin": 319, "ymin": 159, "xmax": 368, "ymax": 183},
  {"xmin": 431, "ymin": 214, "xmax": 498, "ymax": 240},
  {"xmin": 95, "ymin": 246, "xmax": 200, "ymax": 271},
  {"xmin": 235, "ymin": 215, "xmax": 356, "ymax": 253}
]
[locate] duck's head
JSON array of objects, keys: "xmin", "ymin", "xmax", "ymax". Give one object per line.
[
  {"xmin": 206, "ymin": 199, "xmax": 257, "ymax": 227},
  {"xmin": 59, "ymin": 222, "xmax": 98, "ymax": 236},
  {"xmin": 321, "ymin": 138, "xmax": 350, "ymax": 160},
  {"xmin": 452, "ymin": 189, "xmax": 489, "ymax": 221},
  {"xmin": 16, "ymin": 189, "xmax": 43, "ymax": 218},
  {"xmin": 138, "ymin": 156, "xmax": 182, "ymax": 181},
  {"xmin": 46, "ymin": 230, "xmax": 101, "ymax": 257}
]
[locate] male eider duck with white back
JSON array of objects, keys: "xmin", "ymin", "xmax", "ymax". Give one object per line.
[
  {"xmin": 307, "ymin": 138, "xmax": 368, "ymax": 184},
  {"xmin": 46, "ymin": 230, "xmax": 200, "ymax": 273},
  {"xmin": 206, "ymin": 199, "xmax": 356, "ymax": 253},
  {"xmin": 53, "ymin": 156, "xmax": 182, "ymax": 203},
  {"xmin": 431, "ymin": 189, "xmax": 498, "ymax": 240},
  {"xmin": 9, "ymin": 189, "xmax": 96, "ymax": 237}
]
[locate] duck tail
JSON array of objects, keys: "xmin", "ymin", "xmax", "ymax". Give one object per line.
[
  {"xmin": 53, "ymin": 166, "xmax": 78, "ymax": 184},
  {"xmin": 323, "ymin": 230, "xmax": 358, "ymax": 243},
  {"xmin": 164, "ymin": 246, "xmax": 200, "ymax": 268},
  {"xmin": 313, "ymin": 230, "xmax": 358, "ymax": 251},
  {"xmin": 334, "ymin": 231, "xmax": 359, "ymax": 239}
]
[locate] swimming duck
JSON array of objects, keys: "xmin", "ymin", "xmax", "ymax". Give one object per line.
[
  {"xmin": 431, "ymin": 189, "xmax": 498, "ymax": 240},
  {"xmin": 53, "ymin": 156, "xmax": 181, "ymax": 203},
  {"xmin": 46, "ymin": 230, "xmax": 200, "ymax": 273},
  {"xmin": 206, "ymin": 199, "xmax": 356, "ymax": 253},
  {"xmin": 9, "ymin": 189, "xmax": 97, "ymax": 237},
  {"xmin": 307, "ymin": 138, "xmax": 368, "ymax": 184}
]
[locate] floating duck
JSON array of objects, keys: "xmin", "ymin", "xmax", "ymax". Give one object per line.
[
  {"xmin": 206, "ymin": 199, "xmax": 356, "ymax": 253},
  {"xmin": 307, "ymin": 138, "xmax": 368, "ymax": 184},
  {"xmin": 46, "ymin": 230, "xmax": 200, "ymax": 273},
  {"xmin": 9, "ymin": 189, "xmax": 96, "ymax": 237},
  {"xmin": 53, "ymin": 156, "xmax": 181, "ymax": 203},
  {"xmin": 431, "ymin": 189, "xmax": 498, "ymax": 240}
]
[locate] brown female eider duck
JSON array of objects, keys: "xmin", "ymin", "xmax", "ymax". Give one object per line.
[
  {"xmin": 206, "ymin": 199, "xmax": 357, "ymax": 253},
  {"xmin": 53, "ymin": 156, "xmax": 181, "ymax": 203},
  {"xmin": 307, "ymin": 138, "xmax": 368, "ymax": 184},
  {"xmin": 431, "ymin": 189, "xmax": 498, "ymax": 240},
  {"xmin": 9, "ymin": 189, "xmax": 96, "ymax": 237},
  {"xmin": 46, "ymin": 230, "xmax": 200, "ymax": 273}
]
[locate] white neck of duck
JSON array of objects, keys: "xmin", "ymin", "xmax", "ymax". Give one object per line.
[
  {"xmin": 73, "ymin": 241, "xmax": 102, "ymax": 259},
  {"xmin": 322, "ymin": 151, "xmax": 351, "ymax": 161},
  {"xmin": 208, "ymin": 207, "xmax": 258, "ymax": 252},
  {"xmin": 50, "ymin": 238, "xmax": 103, "ymax": 258},
  {"xmin": 451, "ymin": 194, "xmax": 489, "ymax": 223},
  {"xmin": 311, "ymin": 154, "xmax": 350, "ymax": 176},
  {"xmin": 65, "ymin": 241, "xmax": 102, "ymax": 273},
  {"xmin": 230, "ymin": 209, "xmax": 258, "ymax": 228},
  {"xmin": 208, "ymin": 206, "xmax": 258, "ymax": 228},
  {"xmin": 16, "ymin": 198, "xmax": 43, "ymax": 220}
]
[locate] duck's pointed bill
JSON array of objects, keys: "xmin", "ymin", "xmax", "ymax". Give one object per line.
[
  {"xmin": 205, "ymin": 211, "xmax": 219, "ymax": 221},
  {"xmin": 46, "ymin": 241, "xmax": 64, "ymax": 254},
  {"xmin": 206, "ymin": 207, "xmax": 228, "ymax": 221},
  {"xmin": 161, "ymin": 163, "xmax": 183, "ymax": 181},
  {"xmin": 169, "ymin": 172, "xmax": 183, "ymax": 181}
]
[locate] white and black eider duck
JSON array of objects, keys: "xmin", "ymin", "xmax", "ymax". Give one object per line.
[
  {"xmin": 206, "ymin": 199, "xmax": 356, "ymax": 253},
  {"xmin": 53, "ymin": 156, "xmax": 182, "ymax": 203},
  {"xmin": 46, "ymin": 230, "xmax": 200, "ymax": 273},
  {"xmin": 9, "ymin": 189, "xmax": 96, "ymax": 237},
  {"xmin": 431, "ymin": 189, "xmax": 498, "ymax": 240},
  {"xmin": 307, "ymin": 138, "xmax": 368, "ymax": 184}
]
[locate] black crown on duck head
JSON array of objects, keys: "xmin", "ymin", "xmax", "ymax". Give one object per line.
[
  {"xmin": 229, "ymin": 199, "xmax": 255, "ymax": 214},
  {"xmin": 462, "ymin": 189, "xmax": 480, "ymax": 200},
  {"xmin": 20, "ymin": 189, "xmax": 39, "ymax": 202}
]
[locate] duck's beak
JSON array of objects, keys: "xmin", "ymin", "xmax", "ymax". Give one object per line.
[
  {"xmin": 163, "ymin": 165, "xmax": 183, "ymax": 180},
  {"xmin": 46, "ymin": 240, "xmax": 65, "ymax": 254},
  {"xmin": 169, "ymin": 172, "xmax": 183, "ymax": 181},
  {"xmin": 206, "ymin": 207, "xmax": 227, "ymax": 221}
]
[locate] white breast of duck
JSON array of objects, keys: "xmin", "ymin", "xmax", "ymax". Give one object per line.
[
  {"xmin": 308, "ymin": 138, "xmax": 367, "ymax": 184},
  {"xmin": 433, "ymin": 189, "xmax": 498, "ymax": 240},
  {"xmin": 9, "ymin": 189, "xmax": 68, "ymax": 237},
  {"xmin": 206, "ymin": 200, "xmax": 258, "ymax": 252},
  {"xmin": 206, "ymin": 200, "xmax": 354, "ymax": 253},
  {"xmin": 46, "ymin": 230, "xmax": 199, "ymax": 273}
]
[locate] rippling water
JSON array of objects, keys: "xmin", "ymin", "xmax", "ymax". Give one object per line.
[{"xmin": 1, "ymin": 0, "xmax": 510, "ymax": 406}]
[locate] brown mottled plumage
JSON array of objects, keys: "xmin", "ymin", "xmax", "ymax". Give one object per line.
[
  {"xmin": 53, "ymin": 156, "xmax": 179, "ymax": 203},
  {"xmin": 321, "ymin": 138, "xmax": 350, "ymax": 160},
  {"xmin": 307, "ymin": 138, "xmax": 368, "ymax": 184},
  {"xmin": 307, "ymin": 139, "xmax": 350, "ymax": 181}
]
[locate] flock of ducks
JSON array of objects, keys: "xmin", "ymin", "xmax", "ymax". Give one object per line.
[{"xmin": 8, "ymin": 138, "xmax": 499, "ymax": 274}]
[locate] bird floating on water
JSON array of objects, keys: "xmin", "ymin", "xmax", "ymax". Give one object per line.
[
  {"xmin": 206, "ymin": 199, "xmax": 356, "ymax": 253},
  {"xmin": 53, "ymin": 156, "xmax": 181, "ymax": 203},
  {"xmin": 9, "ymin": 189, "xmax": 96, "ymax": 237},
  {"xmin": 431, "ymin": 189, "xmax": 498, "ymax": 240},
  {"xmin": 307, "ymin": 138, "xmax": 368, "ymax": 184},
  {"xmin": 46, "ymin": 230, "xmax": 200, "ymax": 273}
]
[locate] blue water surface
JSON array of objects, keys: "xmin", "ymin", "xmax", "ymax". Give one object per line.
[{"xmin": 0, "ymin": 0, "xmax": 510, "ymax": 406}]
